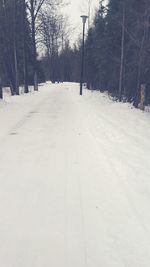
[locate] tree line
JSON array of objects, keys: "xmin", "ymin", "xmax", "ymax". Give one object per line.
[
  {"xmin": 0, "ymin": 0, "xmax": 64, "ymax": 99},
  {"xmin": 1, "ymin": 0, "xmax": 150, "ymax": 109},
  {"xmin": 48, "ymin": 0, "xmax": 150, "ymax": 109},
  {"xmin": 85, "ymin": 0, "xmax": 150, "ymax": 108}
]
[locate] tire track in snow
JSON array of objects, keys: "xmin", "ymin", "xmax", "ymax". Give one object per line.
[
  {"xmin": 0, "ymin": 94, "xmax": 50, "ymax": 149},
  {"xmin": 62, "ymin": 103, "xmax": 89, "ymax": 267}
]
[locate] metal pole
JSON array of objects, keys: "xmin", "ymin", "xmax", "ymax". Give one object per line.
[
  {"xmin": 80, "ymin": 22, "xmax": 85, "ymax": 96},
  {"xmin": 0, "ymin": 77, "xmax": 3, "ymax": 99}
]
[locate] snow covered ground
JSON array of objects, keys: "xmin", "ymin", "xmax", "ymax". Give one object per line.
[{"xmin": 0, "ymin": 82, "xmax": 150, "ymax": 267}]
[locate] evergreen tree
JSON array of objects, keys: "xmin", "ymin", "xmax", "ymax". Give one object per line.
[{"xmin": 83, "ymin": 0, "xmax": 150, "ymax": 106}]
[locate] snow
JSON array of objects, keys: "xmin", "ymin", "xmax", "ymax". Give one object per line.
[{"xmin": 0, "ymin": 82, "xmax": 150, "ymax": 267}]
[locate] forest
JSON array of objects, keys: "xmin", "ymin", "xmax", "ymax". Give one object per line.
[
  {"xmin": 0, "ymin": 0, "xmax": 66, "ymax": 96},
  {"xmin": 0, "ymin": 0, "xmax": 150, "ymax": 109}
]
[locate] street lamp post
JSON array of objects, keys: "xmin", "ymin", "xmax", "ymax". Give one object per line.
[{"xmin": 80, "ymin": 15, "xmax": 88, "ymax": 96}]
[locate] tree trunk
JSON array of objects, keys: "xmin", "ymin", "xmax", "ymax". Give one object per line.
[
  {"xmin": 13, "ymin": 0, "xmax": 19, "ymax": 95},
  {"xmin": 139, "ymin": 84, "xmax": 146, "ymax": 110},
  {"xmin": 119, "ymin": 2, "xmax": 125, "ymax": 101},
  {"xmin": 24, "ymin": 52, "xmax": 29, "ymax": 93},
  {"xmin": 34, "ymin": 72, "xmax": 38, "ymax": 90},
  {"xmin": 2, "ymin": 0, "xmax": 16, "ymax": 95},
  {"xmin": 6, "ymin": 63, "xmax": 16, "ymax": 95},
  {"xmin": 23, "ymin": 0, "xmax": 29, "ymax": 93},
  {"xmin": 134, "ymin": 8, "xmax": 148, "ymax": 107},
  {"xmin": 14, "ymin": 44, "xmax": 19, "ymax": 95},
  {"xmin": 88, "ymin": 0, "xmax": 92, "ymax": 30},
  {"xmin": 31, "ymin": 2, "xmax": 38, "ymax": 91}
]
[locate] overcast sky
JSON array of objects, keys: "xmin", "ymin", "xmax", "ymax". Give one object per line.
[{"xmin": 62, "ymin": 0, "xmax": 100, "ymax": 44}]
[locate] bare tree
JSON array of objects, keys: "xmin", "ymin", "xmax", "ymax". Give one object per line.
[
  {"xmin": 39, "ymin": 5, "xmax": 68, "ymax": 81},
  {"xmin": 26, "ymin": 0, "xmax": 46, "ymax": 91},
  {"xmin": 26, "ymin": 0, "xmax": 63, "ymax": 90}
]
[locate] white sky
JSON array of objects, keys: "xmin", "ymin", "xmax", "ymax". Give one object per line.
[{"xmin": 62, "ymin": 0, "xmax": 100, "ymax": 44}]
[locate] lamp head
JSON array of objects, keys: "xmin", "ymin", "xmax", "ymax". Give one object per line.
[{"xmin": 80, "ymin": 15, "xmax": 88, "ymax": 25}]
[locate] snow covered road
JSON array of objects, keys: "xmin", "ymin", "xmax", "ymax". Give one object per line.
[{"xmin": 0, "ymin": 82, "xmax": 150, "ymax": 267}]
